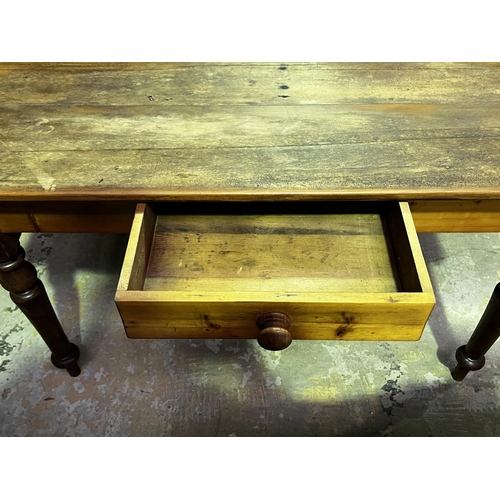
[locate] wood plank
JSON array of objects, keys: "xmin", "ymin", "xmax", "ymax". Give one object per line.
[
  {"xmin": 122, "ymin": 323, "xmax": 427, "ymax": 341},
  {"xmin": 115, "ymin": 293, "xmax": 435, "ymax": 341},
  {"xmin": 3, "ymin": 200, "xmax": 500, "ymax": 234},
  {"xmin": 398, "ymin": 202, "xmax": 434, "ymax": 294},
  {"xmin": 1, "ymin": 63, "xmax": 499, "ymax": 106},
  {"xmin": 0, "ymin": 201, "xmax": 135, "ymax": 233},
  {"xmin": 116, "ymin": 203, "xmax": 156, "ymax": 291},
  {"xmin": 1, "ymin": 138, "xmax": 500, "ymax": 200},
  {"xmin": 142, "ymin": 277, "xmax": 401, "ymax": 293},
  {"xmin": 384, "ymin": 202, "xmax": 434, "ymax": 294},
  {"xmin": 1, "ymin": 103, "xmax": 498, "ymax": 152},
  {"xmin": 3, "ymin": 62, "xmax": 499, "ymax": 71},
  {"xmin": 115, "ymin": 289, "xmax": 436, "ymax": 305},
  {"xmin": 409, "ymin": 200, "xmax": 500, "ymax": 232}
]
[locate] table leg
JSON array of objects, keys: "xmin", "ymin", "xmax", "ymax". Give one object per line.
[
  {"xmin": 0, "ymin": 232, "xmax": 80, "ymax": 376},
  {"xmin": 451, "ymin": 283, "xmax": 500, "ymax": 381}
]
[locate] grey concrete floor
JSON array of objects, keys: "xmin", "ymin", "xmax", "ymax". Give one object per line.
[{"xmin": 1, "ymin": 231, "xmax": 500, "ymax": 436}]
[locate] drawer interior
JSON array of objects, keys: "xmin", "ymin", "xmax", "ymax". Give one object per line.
[{"xmin": 145, "ymin": 212, "xmax": 402, "ymax": 294}]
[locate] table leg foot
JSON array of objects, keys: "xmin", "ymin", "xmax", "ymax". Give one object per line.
[
  {"xmin": 0, "ymin": 233, "xmax": 81, "ymax": 377},
  {"xmin": 451, "ymin": 345, "xmax": 486, "ymax": 381},
  {"xmin": 451, "ymin": 283, "xmax": 500, "ymax": 381},
  {"xmin": 51, "ymin": 343, "xmax": 81, "ymax": 377}
]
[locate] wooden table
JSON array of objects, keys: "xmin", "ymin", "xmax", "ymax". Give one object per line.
[{"xmin": 1, "ymin": 62, "xmax": 500, "ymax": 379}]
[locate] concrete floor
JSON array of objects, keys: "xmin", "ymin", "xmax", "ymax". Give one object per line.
[{"xmin": 1, "ymin": 231, "xmax": 500, "ymax": 436}]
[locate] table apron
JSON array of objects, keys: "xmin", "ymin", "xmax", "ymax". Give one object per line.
[{"xmin": 0, "ymin": 199, "xmax": 500, "ymax": 234}]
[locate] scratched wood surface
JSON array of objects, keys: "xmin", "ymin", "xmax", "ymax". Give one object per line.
[
  {"xmin": 1, "ymin": 62, "xmax": 499, "ymax": 201},
  {"xmin": 144, "ymin": 213, "xmax": 400, "ymax": 293}
]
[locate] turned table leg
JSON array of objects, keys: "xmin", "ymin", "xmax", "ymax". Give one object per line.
[
  {"xmin": 0, "ymin": 232, "xmax": 80, "ymax": 376},
  {"xmin": 452, "ymin": 283, "xmax": 500, "ymax": 381}
]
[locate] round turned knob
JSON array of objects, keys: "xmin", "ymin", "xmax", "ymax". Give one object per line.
[{"xmin": 257, "ymin": 312, "xmax": 292, "ymax": 351}]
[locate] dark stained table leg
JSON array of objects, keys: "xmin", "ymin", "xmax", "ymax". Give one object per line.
[
  {"xmin": 452, "ymin": 283, "xmax": 500, "ymax": 381},
  {"xmin": 0, "ymin": 232, "xmax": 80, "ymax": 376}
]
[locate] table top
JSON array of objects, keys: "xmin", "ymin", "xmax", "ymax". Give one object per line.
[{"xmin": 1, "ymin": 62, "xmax": 499, "ymax": 201}]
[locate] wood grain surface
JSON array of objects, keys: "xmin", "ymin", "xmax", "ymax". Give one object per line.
[
  {"xmin": 145, "ymin": 213, "xmax": 400, "ymax": 293},
  {"xmin": 3, "ymin": 200, "xmax": 500, "ymax": 233},
  {"xmin": 1, "ymin": 63, "xmax": 499, "ymax": 201}
]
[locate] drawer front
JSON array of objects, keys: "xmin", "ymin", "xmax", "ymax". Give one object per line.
[{"xmin": 115, "ymin": 201, "xmax": 435, "ymax": 349}]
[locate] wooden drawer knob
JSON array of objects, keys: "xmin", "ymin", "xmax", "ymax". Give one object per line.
[{"xmin": 257, "ymin": 312, "xmax": 292, "ymax": 351}]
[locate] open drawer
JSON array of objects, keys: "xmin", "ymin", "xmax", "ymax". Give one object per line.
[{"xmin": 115, "ymin": 201, "xmax": 435, "ymax": 350}]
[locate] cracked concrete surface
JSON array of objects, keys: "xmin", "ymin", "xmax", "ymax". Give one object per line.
[{"xmin": 1, "ymin": 232, "xmax": 500, "ymax": 436}]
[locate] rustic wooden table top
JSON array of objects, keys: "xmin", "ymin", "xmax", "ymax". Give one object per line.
[{"xmin": 1, "ymin": 62, "xmax": 499, "ymax": 201}]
